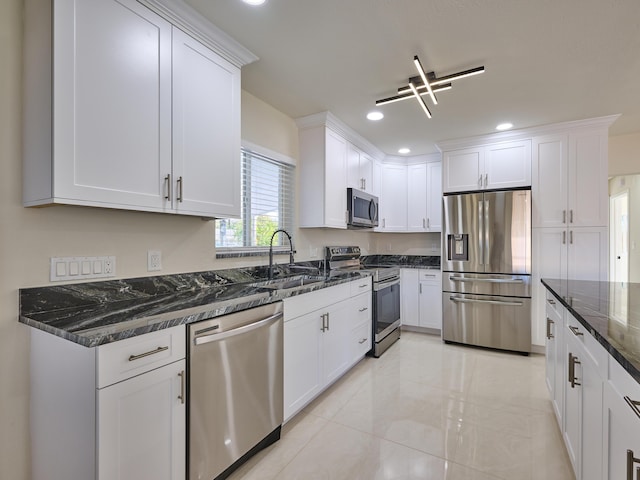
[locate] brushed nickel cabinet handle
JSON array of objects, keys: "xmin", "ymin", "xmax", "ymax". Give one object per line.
[
  {"xmin": 627, "ymin": 450, "xmax": 640, "ymax": 480},
  {"xmin": 359, "ymin": 307, "xmax": 368, "ymax": 312},
  {"xmin": 547, "ymin": 298, "xmax": 556, "ymax": 305},
  {"xmin": 427, "ymin": 218, "xmax": 430, "ymax": 229},
  {"xmin": 478, "ymin": 175, "xmax": 483, "ymax": 188},
  {"xmin": 164, "ymin": 174, "xmax": 171, "ymax": 201},
  {"xmin": 484, "ymin": 173, "xmax": 488, "ymax": 188},
  {"xmin": 624, "ymin": 396, "xmax": 640, "ymax": 420},
  {"xmin": 562, "ymin": 231, "xmax": 566, "ymax": 245},
  {"xmin": 570, "ymin": 209, "xmax": 574, "ymax": 223},
  {"xmin": 178, "ymin": 370, "xmax": 185, "ymax": 405},
  {"xmin": 570, "ymin": 230, "xmax": 574, "ymax": 244},
  {"xmin": 569, "ymin": 325, "xmax": 584, "ymax": 337},
  {"xmin": 423, "ymin": 218, "xmax": 426, "ymax": 229},
  {"xmin": 327, "ymin": 312, "xmax": 330, "ymax": 331},
  {"xmin": 419, "ymin": 283, "xmax": 423, "ymax": 294},
  {"xmin": 128, "ymin": 345, "xmax": 169, "ymax": 362},
  {"xmin": 563, "ymin": 210, "xmax": 566, "ymax": 224},
  {"xmin": 320, "ymin": 313, "xmax": 327, "ymax": 332},
  {"xmin": 177, "ymin": 176, "xmax": 184, "ymax": 202},
  {"xmin": 568, "ymin": 352, "xmax": 581, "ymax": 388},
  {"xmin": 546, "ymin": 317, "xmax": 554, "ymax": 339},
  {"xmin": 358, "ymin": 338, "xmax": 367, "ymax": 344}
]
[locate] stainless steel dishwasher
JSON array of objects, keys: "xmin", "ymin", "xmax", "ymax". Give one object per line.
[{"xmin": 188, "ymin": 302, "xmax": 283, "ymax": 480}]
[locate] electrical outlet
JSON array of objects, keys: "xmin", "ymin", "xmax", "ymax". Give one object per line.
[
  {"xmin": 309, "ymin": 246, "xmax": 319, "ymax": 258},
  {"xmin": 148, "ymin": 250, "xmax": 162, "ymax": 271},
  {"xmin": 104, "ymin": 257, "xmax": 115, "ymax": 275}
]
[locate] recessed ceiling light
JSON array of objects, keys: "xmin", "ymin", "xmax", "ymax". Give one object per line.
[
  {"xmin": 496, "ymin": 122, "xmax": 513, "ymax": 131},
  {"xmin": 367, "ymin": 111, "xmax": 384, "ymax": 121},
  {"xmin": 242, "ymin": 0, "xmax": 266, "ymax": 5},
  {"xmin": 398, "ymin": 148, "xmax": 411, "ymax": 155}
]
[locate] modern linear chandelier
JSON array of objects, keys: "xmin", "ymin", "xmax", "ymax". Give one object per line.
[{"xmin": 376, "ymin": 56, "xmax": 485, "ymax": 118}]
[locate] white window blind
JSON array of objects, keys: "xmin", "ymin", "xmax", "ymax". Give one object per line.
[{"xmin": 215, "ymin": 149, "xmax": 295, "ymax": 249}]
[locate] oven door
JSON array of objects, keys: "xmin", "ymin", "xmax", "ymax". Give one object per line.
[{"xmin": 373, "ymin": 277, "xmax": 401, "ymax": 342}]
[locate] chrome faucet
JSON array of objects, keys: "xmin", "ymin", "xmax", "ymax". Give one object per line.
[{"xmin": 268, "ymin": 229, "xmax": 294, "ymax": 279}]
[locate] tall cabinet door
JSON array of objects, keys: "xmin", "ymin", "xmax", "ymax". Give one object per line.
[
  {"xmin": 407, "ymin": 164, "xmax": 427, "ymax": 232},
  {"xmin": 378, "ymin": 164, "xmax": 408, "ymax": 231},
  {"xmin": 567, "ymin": 227, "xmax": 608, "ymax": 281},
  {"xmin": 324, "ymin": 129, "xmax": 348, "ymax": 228},
  {"xmin": 532, "ymin": 135, "xmax": 568, "ymax": 228},
  {"xmin": 53, "ymin": 0, "xmax": 172, "ymax": 209},
  {"xmin": 97, "ymin": 360, "xmax": 186, "ymax": 480},
  {"xmin": 426, "ymin": 161, "xmax": 442, "ymax": 231},
  {"xmin": 172, "ymin": 28, "xmax": 241, "ymax": 217}
]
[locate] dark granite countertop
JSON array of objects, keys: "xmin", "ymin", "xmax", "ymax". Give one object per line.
[
  {"xmin": 541, "ymin": 278, "xmax": 640, "ymax": 384},
  {"xmin": 19, "ymin": 263, "xmax": 371, "ymax": 348},
  {"xmin": 362, "ymin": 255, "xmax": 441, "ymax": 269}
]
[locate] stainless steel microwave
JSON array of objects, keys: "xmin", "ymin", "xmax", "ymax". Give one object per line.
[{"xmin": 347, "ymin": 188, "xmax": 379, "ymax": 228}]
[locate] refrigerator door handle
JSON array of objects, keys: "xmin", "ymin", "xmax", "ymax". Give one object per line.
[
  {"xmin": 449, "ymin": 296, "xmax": 524, "ymax": 307},
  {"xmin": 449, "ymin": 275, "xmax": 524, "ymax": 284},
  {"xmin": 478, "ymin": 199, "xmax": 484, "ymax": 265},
  {"xmin": 484, "ymin": 199, "xmax": 490, "ymax": 267}
]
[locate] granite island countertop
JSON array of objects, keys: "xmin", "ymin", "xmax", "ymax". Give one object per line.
[
  {"xmin": 20, "ymin": 264, "xmax": 371, "ymax": 348},
  {"xmin": 541, "ymin": 278, "xmax": 640, "ymax": 384}
]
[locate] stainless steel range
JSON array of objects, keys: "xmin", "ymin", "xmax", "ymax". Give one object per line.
[{"xmin": 325, "ymin": 246, "xmax": 401, "ymax": 357}]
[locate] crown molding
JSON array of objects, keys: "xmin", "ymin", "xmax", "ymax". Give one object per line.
[
  {"xmin": 138, "ymin": 0, "xmax": 258, "ymax": 68},
  {"xmin": 435, "ymin": 114, "xmax": 621, "ymax": 152}
]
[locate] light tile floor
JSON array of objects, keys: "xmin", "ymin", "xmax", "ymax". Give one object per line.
[{"xmin": 228, "ymin": 332, "xmax": 575, "ymax": 480}]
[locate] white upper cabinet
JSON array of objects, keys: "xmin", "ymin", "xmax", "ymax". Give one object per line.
[
  {"xmin": 172, "ymin": 29, "xmax": 240, "ymax": 217},
  {"xmin": 298, "ymin": 125, "xmax": 348, "ymax": 228},
  {"xmin": 347, "ymin": 143, "xmax": 373, "ymax": 192},
  {"xmin": 23, "ymin": 0, "xmax": 252, "ymax": 218},
  {"xmin": 532, "ymin": 128, "xmax": 609, "ymax": 228},
  {"xmin": 377, "ymin": 163, "xmax": 408, "ymax": 231},
  {"xmin": 442, "ymin": 140, "xmax": 531, "ymax": 193},
  {"xmin": 426, "ymin": 161, "xmax": 443, "ymax": 231},
  {"xmin": 407, "ymin": 163, "xmax": 427, "ymax": 232}
]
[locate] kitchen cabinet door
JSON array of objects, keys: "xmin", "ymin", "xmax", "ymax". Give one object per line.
[
  {"xmin": 378, "ymin": 164, "xmax": 408, "ymax": 231},
  {"xmin": 42, "ymin": 0, "xmax": 173, "ymax": 211},
  {"xmin": 544, "ymin": 294, "xmax": 564, "ymax": 423},
  {"xmin": 443, "ymin": 147, "xmax": 484, "ymax": 193},
  {"xmin": 567, "ymin": 227, "xmax": 608, "ymax": 282},
  {"xmin": 407, "ymin": 163, "xmax": 428, "ymax": 232},
  {"xmin": 322, "ymin": 301, "xmax": 353, "ymax": 385},
  {"xmin": 347, "ymin": 144, "xmax": 374, "ymax": 192},
  {"xmin": 532, "ymin": 134, "xmax": 568, "ymax": 228},
  {"xmin": 604, "ymin": 361, "xmax": 640, "ymax": 480},
  {"xmin": 400, "ymin": 269, "xmax": 420, "ymax": 327},
  {"xmin": 97, "ymin": 359, "xmax": 186, "ymax": 480},
  {"xmin": 418, "ymin": 271, "xmax": 442, "ymax": 329},
  {"xmin": 172, "ymin": 29, "xmax": 240, "ymax": 217},
  {"xmin": 483, "ymin": 140, "xmax": 531, "ymax": 190},
  {"xmin": 284, "ymin": 311, "xmax": 323, "ymax": 421},
  {"xmin": 426, "ymin": 161, "xmax": 443, "ymax": 231},
  {"xmin": 568, "ymin": 130, "xmax": 609, "ymax": 227},
  {"xmin": 349, "ymin": 292, "xmax": 372, "ymax": 363}
]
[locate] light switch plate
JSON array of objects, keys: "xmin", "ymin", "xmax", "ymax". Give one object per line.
[{"xmin": 50, "ymin": 256, "xmax": 116, "ymax": 282}]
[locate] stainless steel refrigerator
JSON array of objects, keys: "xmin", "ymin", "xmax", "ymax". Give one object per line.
[{"xmin": 442, "ymin": 189, "xmax": 532, "ymax": 353}]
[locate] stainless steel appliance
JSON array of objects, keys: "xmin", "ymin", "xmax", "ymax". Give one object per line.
[
  {"xmin": 442, "ymin": 189, "xmax": 532, "ymax": 353},
  {"xmin": 325, "ymin": 246, "xmax": 400, "ymax": 357},
  {"xmin": 347, "ymin": 188, "xmax": 379, "ymax": 228},
  {"xmin": 188, "ymin": 302, "xmax": 283, "ymax": 480}
]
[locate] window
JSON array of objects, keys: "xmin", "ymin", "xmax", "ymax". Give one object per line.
[{"xmin": 215, "ymin": 148, "xmax": 295, "ymax": 252}]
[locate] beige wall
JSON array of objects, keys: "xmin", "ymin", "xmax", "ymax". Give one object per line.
[{"xmin": 610, "ymin": 132, "xmax": 640, "ymax": 176}]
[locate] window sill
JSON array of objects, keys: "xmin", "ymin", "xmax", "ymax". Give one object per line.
[{"xmin": 215, "ymin": 248, "xmax": 295, "ymax": 259}]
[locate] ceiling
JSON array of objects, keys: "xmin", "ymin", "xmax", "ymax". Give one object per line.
[{"xmin": 186, "ymin": 0, "xmax": 640, "ymax": 156}]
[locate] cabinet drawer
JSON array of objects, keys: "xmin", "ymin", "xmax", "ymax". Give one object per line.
[
  {"xmin": 565, "ymin": 313, "xmax": 608, "ymax": 379},
  {"xmin": 97, "ymin": 325, "xmax": 186, "ymax": 388},
  {"xmin": 545, "ymin": 291, "xmax": 562, "ymax": 317},
  {"xmin": 419, "ymin": 270, "xmax": 441, "ymax": 283},
  {"xmin": 351, "ymin": 320, "xmax": 371, "ymax": 359},
  {"xmin": 350, "ymin": 277, "xmax": 372, "ymax": 297},
  {"xmin": 284, "ymin": 282, "xmax": 351, "ymax": 321}
]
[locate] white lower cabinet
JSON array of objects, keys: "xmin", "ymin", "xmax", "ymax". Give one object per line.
[
  {"xmin": 400, "ymin": 269, "xmax": 442, "ymax": 330},
  {"xmin": 30, "ymin": 325, "xmax": 186, "ymax": 480},
  {"xmin": 98, "ymin": 360, "xmax": 186, "ymax": 480},
  {"xmin": 604, "ymin": 359, "xmax": 640, "ymax": 480},
  {"xmin": 544, "ymin": 292, "xmax": 564, "ymax": 423},
  {"xmin": 283, "ymin": 280, "xmax": 372, "ymax": 421}
]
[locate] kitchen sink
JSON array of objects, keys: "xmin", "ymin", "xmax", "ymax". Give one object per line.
[{"xmin": 259, "ymin": 276, "xmax": 325, "ymax": 291}]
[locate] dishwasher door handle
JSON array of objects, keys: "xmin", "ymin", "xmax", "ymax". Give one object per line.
[{"xmin": 193, "ymin": 311, "xmax": 283, "ymax": 346}]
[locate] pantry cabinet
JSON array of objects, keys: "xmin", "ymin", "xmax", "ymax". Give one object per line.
[
  {"xmin": 442, "ymin": 140, "xmax": 531, "ymax": 193},
  {"xmin": 23, "ymin": 0, "xmax": 249, "ymax": 218},
  {"xmin": 30, "ymin": 325, "xmax": 186, "ymax": 480},
  {"xmin": 283, "ymin": 279, "xmax": 372, "ymax": 421}
]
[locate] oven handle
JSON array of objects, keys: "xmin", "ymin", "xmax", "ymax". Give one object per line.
[
  {"xmin": 373, "ymin": 277, "xmax": 400, "ymax": 291},
  {"xmin": 193, "ymin": 312, "xmax": 283, "ymax": 346},
  {"xmin": 449, "ymin": 275, "xmax": 524, "ymax": 284},
  {"xmin": 449, "ymin": 296, "xmax": 524, "ymax": 307}
]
